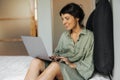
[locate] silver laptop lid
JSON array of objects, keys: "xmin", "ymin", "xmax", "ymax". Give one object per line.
[{"xmin": 22, "ymin": 36, "xmax": 51, "ymax": 61}]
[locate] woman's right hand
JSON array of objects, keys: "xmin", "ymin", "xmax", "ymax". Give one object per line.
[{"xmin": 49, "ymin": 56, "xmax": 61, "ymax": 62}]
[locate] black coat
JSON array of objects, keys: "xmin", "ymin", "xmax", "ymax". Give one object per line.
[{"xmin": 86, "ymin": 0, "xmax": 114, "ymax": 75}]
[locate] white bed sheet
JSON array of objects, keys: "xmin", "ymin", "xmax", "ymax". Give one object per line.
[
  {"xmin": 0, "ymin": 56, "xmax": 110, "ymax": 80},
  {"xmin": 0, "ymin": 56, "xmax": 33, "ymax": 80}
]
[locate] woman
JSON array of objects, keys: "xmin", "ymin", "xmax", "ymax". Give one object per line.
[{"xmin": 24, "ymin": 3, "xmax": 94, "ymax": 80}]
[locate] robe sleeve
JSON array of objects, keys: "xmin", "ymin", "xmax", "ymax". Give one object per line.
[{"xmin": 75, "ymin": 35, "xmax": 94, "ymax": 80}]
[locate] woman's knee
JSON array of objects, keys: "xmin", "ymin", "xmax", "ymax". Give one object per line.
[
  {"xmin": 50, "ymin": 62, "xmax": 63, "ymax": 79},
  {"xmin": 51, "ymin": 62, "xmax": 59, "ymax": 66},
  {"xmin": 30, "ymin": 58, "xmax": 45, "ymax": 68},
  {"xmin": 49, "ymin": 62, "xmax": 60, "ymax": 71}
]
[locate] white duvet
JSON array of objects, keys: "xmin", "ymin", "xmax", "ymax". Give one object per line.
[
  {"xmin": 0, "ymin": 56, "xmax": 33, "ymax": 80},
  {"xmin": 0, "ymin": 56, "xmax": 110, "ymax": 80}
]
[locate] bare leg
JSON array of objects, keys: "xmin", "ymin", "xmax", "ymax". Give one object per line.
[
  {"xmin": 36, "ymin": 62, "xmax": 63, "ymax": 80},
  {"xmin": 24, "ymin": 58, "xmax": 45, "ymax": 80}
]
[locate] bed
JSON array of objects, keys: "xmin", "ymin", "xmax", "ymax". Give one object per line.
[
  {"xmin": 0, "ymin": 56, "xmax": 110, "ymax": 80},
  {"xmin": 0, "ymin": 56, "xmax": 33, "ymax": 80}
]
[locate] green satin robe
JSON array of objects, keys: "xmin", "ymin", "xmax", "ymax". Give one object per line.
[{"xmin": 53, "ymin": 28, "xmax": 94, "ymax": 80}]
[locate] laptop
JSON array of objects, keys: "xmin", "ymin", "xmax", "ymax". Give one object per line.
[{"xmin": 21, "ymin": 36, "xmax": 51, "ymax": 61}]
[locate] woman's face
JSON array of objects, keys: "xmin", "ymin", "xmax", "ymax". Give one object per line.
[{"xmin": 61, "ymin": 13, "xmax": 79, "ymax": 31}]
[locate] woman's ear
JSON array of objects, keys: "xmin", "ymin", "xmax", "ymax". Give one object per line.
[
  {"xmin": 76, "ymin": 18, "xmax": 80, "ymax": 24},
  {"xmin": 76, "ymin": 18, "xmax": 79, "ymax": 22}
]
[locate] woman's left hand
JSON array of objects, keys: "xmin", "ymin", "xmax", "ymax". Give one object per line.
[{"xmin": 58, "ymin": 57, "xmax": 76, "ymax": 68}]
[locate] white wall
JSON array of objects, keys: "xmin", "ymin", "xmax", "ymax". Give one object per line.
[
  {"xmin": 37, "ymin": 0, "xmax": 53, "ymax": 56},
  {"xmin": 112, "ymin": 0, "xmax": 120, "ymax": 80}
]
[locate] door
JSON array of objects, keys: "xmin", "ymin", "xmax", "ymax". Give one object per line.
[{"xmin": 0, "ymin": 0, "xmax": 37, "ymax": 55}]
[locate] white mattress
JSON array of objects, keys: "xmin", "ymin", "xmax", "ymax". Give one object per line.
[
  {"xmin": 0, "ymin": 56, "xmax": 110, "ymax": 80},
  {"xmin": 0, "ymin": 56, "xmax": 33, "ymax": 80}
]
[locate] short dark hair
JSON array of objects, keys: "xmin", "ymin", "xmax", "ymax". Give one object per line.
[{"xmin": 59, "ymin": 3, "xmax": 85, "ymax": 27}]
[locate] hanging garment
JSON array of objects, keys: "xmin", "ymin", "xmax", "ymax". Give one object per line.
[
  {"xmin": 86, "ymin": 0, "xmax": 114, "ymax": 75},
  {"xmin": 86, "ymin": 10, "xmax": 95, "ymax": 32}
]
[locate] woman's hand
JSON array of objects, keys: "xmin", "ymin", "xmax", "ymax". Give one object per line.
[
  {"xmin": 50, "ymin": 56, "xmax": 76, "ymax": 68},
  {"xmin": 58, "ymin": 56, "xmax": 76, "ymax": 68},
  {"xmin": 49, "ymin": 56, "xmax": 61, "ymax": 62}
]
